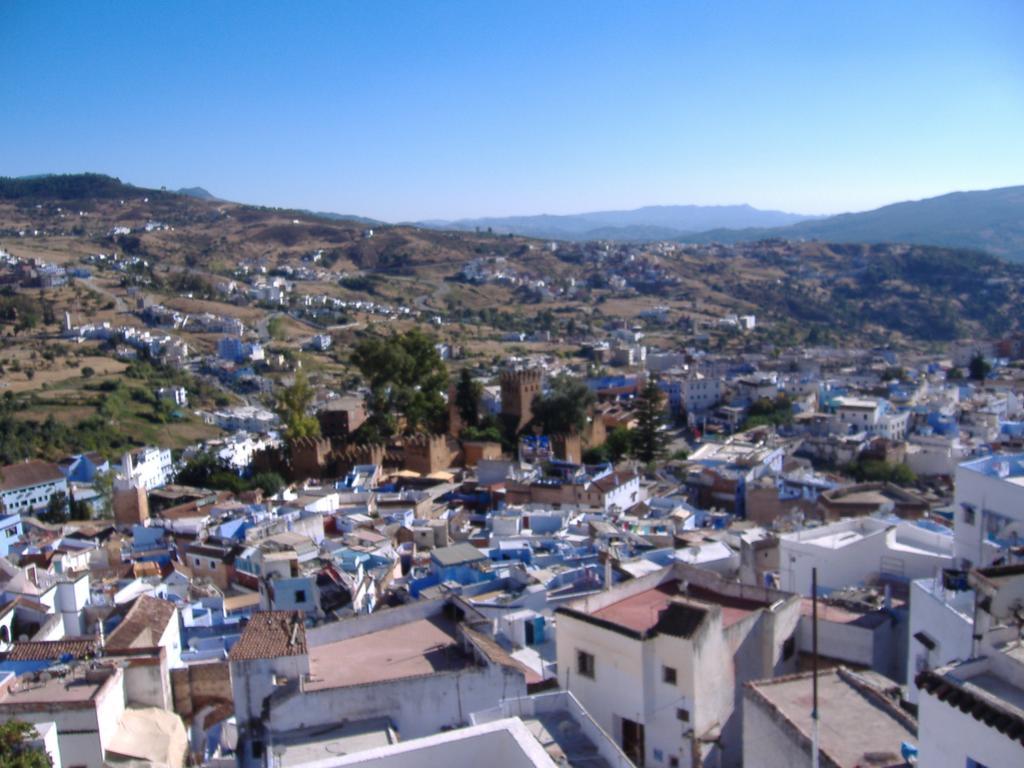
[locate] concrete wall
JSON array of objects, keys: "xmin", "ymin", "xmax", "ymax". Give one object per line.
[
  {"xmin": 267, "ymin": 665, "xmax": 526, "ymax": 740},
  {"xmin": 231, "ymin": 654, "xmax": 309, "ymax": 725},
  {"xmin": 918, "ymin": 684, "xmax": 1024, "ymax": 768},
  {"xmin": 953, "ymin": 461, "xmax": 1024, "ymax": 566},
  {"xmin": 170, "ymin": 662, "xmax": 232, "ymax": 721},
  {"xmin": 779, "ymin": 522, "xmax": 952, "ymax": 596},
  {"xmin": 742, "ymin": 690, "xmax": 813, "ymax": 768},
  {"xmin": 905, "ymin": 578, "xmax": 974, "ymax": 703}
]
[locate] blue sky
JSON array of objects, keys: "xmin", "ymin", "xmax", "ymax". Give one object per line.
[{"xmin": 4, "ymin": 1, "xmax": 1023, "ymax": 221}]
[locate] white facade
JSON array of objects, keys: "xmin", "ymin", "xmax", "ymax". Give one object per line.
[
  {"xmin": 953, "ymin": 454, "xmax": 1024, "ymax": 568},
  {"xmin": 0, "ymin": 465, "xmax": 69, "ymax": 514},
  {"xmin": 776, "ymin": 517, "xmax": 954, "ymax": 596},
  {"xmin": 555, "ymin": 565, "xmax": 800, "ymax": 768},
  {"xmin": 917, "ymin": 653, "xmax": 1024, "ymax": 768},
  {"xmin": 905, "ymin": 576, "xmax": 974, "ymax": 704},
  {"xmin": 120, "ymin": 447, "xmax": 174, "ymax": 491}
]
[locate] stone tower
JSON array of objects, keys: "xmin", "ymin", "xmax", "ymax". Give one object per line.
[{"xmin": 500, "ymin": 369, "xmax": 542, "ymax": 434}]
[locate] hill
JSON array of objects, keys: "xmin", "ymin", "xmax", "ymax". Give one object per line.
[
  {"xmin": 176, "ymin": 186, "xmax": 217, "ymax": 200},
  {"xmin": 0, "ymin": 173, "xmax": 1021, "ymax": 346},
  {"xmin": 422, "ymin": 204, "xmax": 818, "ymax": 241},
  {"xmin": 682, "ymin": 185, "xmax": 1024, "ymax": 262}
]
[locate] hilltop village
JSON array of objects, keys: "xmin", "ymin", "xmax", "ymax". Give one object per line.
[{"xmin": 0, "ymin": 182, "xmax": 1023, "ymax": 767}]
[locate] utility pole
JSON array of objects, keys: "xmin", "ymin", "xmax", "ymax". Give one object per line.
[{"xmin": 811, "ymin": 566, "xmax": 820, "ymax": 768}]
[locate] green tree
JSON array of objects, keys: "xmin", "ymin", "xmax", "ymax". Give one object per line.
[
  {"xmin": 275, "ymin": 370, "xmax": 321, "ymax": 441},
  {"xmin": 251, "ymin": 472, "xmax": 285, "ymax": 496},
  {"xmin": 632, "ymin": 378, "xmax": 669, "ymax": 464},
  {"xmin": 530, "ymin": 374, "xmax": 594, "ymax": 436},
  {"xmin": 946, "ymin": 366, "xmax": 964, "ymax": 381},
  {"xmin": 0, "ymin": 720, "xmax": 52, "ymax": 768},
  {"xmin": 40, "ymin": 491, "xmax": 68, "ymax": 524},
  {"xmin": 352, "ymin": 329, "xmax": 449, "ymax": 439},
  {"xmin": 969, "ymin": 353, "xmax": 991, "ymax": 382},
  {"xmin": 454, "ymin": 368, "xmax": 482, "ymax": 429},
  {"xmin": 604, "ymin": 426, "xmax": 633, "ymax": 463}
]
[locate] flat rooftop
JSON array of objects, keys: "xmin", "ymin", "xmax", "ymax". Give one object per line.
[
  {"xmin": 0, "ymin": 669, "xmax": 114, "ymax": 707},
  {"xmin": 590, "ymin": 579, "xmax": 763, "ymax": 633},
  {"xmin": 272, "ymin": 717, "xmax": 397, "ymax": 767},
  {"xmin": 747, "ymin": 668, "xmax": 916, "ymax": 768},
  {"xmin": 306, "ymin": 616, "xmax": 471, "ymax": 690},
  {"xmin": 520, "ymin": 711, "xmax": 611, "ymax": 768}
]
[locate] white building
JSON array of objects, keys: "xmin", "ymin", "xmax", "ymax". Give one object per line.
[
  {"xmin": 119, "ymin": 447, "xmax": 174, "ymax": 491},
  {"xmin": 917, "ymin": 649, "xmax": 1024, "ymax": 768},
  {"xmin": 229, "ymin": 600, "xmax": 528, "ymax": 767},
  {"xmin": 0, "ymin": 460, "xmax": 69, "ymax": 514},
  {"xmin": 744, "ymin": 666, "xmax": 917, "ymax": 768},
  {"xmin": 776, "ymin": 516, "xmax": 954, "ymax": 597},
  {"xmin": 953, "ymin": 453, "xmax": 1024, "ymax": 568},
  {"xmin": 832, "ymin": 396, "xmax": 908, "ymax": 441},
  {"xmin": 156, "ymin": 386, "xmax": 188, "ymax": 407},
  {"xmin": 555, "ymin": 563, "xmax": 800, "ymax": 768},
  {"xmin": 205, "ymin": 405, "xmax": 279, "ymax": 434}
]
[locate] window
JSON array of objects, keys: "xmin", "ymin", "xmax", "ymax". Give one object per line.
[
  {"xmin": 194, "ymin": 557, "xmax": 201, "ymax": 566},
  {"xmin": 662, "ymin": 665, "xmax": 677, "ymax": 685},
  {"xmin": 210, "ymin": 560, "xmax": 217, "ymax": 569},
  {"xmin": 966, "ymin": 759, "xmax": 989, "ymax": 768},
  {"xmin": 577, "ymin": 650, "xmax": 595, "ymax": 679},
  {"xmin": 295, "ymin": 589, "xmax": 307, "ymax": 603},
  {"xmin": 669, "ymin": 758, "xmax": 679, "ymax": 768},
  {"xmin": 962, "ymin": 504, "xmax": 977, "ymax": 526},
  {"xmin": 676, "ymin": 707, "xmax": 689, "ymax": 722},
  {"xmin": 783, "ymin": 636, "xmax": 796, "ymax": 661}
]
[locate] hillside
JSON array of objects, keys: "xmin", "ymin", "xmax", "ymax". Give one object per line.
[
  {"xmin": 422, "ymin": 204, "xmax": 817, "ymax": 241},
  {"xmin": 682, "ymin": 185, "xmax": 1024, "ymax": 262},
  {"xmin": 1, "ymin": 174, "xmax": 1022, "ymax": 347}
]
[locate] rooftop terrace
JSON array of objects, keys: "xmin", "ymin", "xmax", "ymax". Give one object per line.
[{"xmin": 305, "ymin": 616, "xmax": 470, "ymax": 690}]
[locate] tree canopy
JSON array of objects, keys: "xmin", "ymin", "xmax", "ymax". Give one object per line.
[
  {"xmin": 969, "ymin": 353, "xmax": 991, "ymax": 382},
  {"xmin": 530, "ymin": 374, "xmax": 594, "ymax": 436},
  {"xmin": 454, "ymin": 369, "xmax": 482, "ymax": 429},
  {"xmin": 351, "ymin": 329, "xmax": 449, "ymax": 440},
  {"xmin": 0, "ymin": 720, "xmax": 52, "ymax": 768},
  {"xmin": 632, "ymin": 378, "xmax": 669, "ymax": 464},
  {"xmin": 275, "ymin": 370, "xmax": 321, "ymax": 441}
]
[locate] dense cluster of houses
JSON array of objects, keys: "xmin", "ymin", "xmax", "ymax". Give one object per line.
[{"xmin": 0, "ymin": 338, "xmax": 1024, "ymax": 768}]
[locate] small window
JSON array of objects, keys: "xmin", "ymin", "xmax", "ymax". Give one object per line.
[
  {"xmin": 577, "ymin": 650, "xmax": 595, "ymax": 679},
  {"xmin": 962, "ymin": 504, "xmax": 976, "ymax": 526},
  {"xmin": 210, "ymin": 560, "xmax": 217, "ymax": 569},
  {"xmin": 295, "ymin": 589, "xmax": 307, "ymax": 603},
  {"xmin": 662, "ymin": 665, "xmax": 677, "ymax": 685},
  {"xmin": 669, "ymin": 758, "xmax": 680, "ymax": 768},
  {"xmin": 194, "ymin": 557, "xmax": 201, "ymax": 566},
  {"xmin": 783, "ymin": 636, "xmax": 796, "ymax": 661},
  {"xmin": 676, "ymin": 707, "xmax": 689, "ymax": 722}
]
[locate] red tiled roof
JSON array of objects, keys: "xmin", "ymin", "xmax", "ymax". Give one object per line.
[
  {"xmin": 105, "ymin": 595, "xmax": 177, "ymax": 650},
  {"xmin": 228, "ymin": 611, "xmax": 307, "ymax": 661},
  {"xmin": 5, "ymin": 638, "xmax": 99, "ymax": 661},
  {"xmin": 0, "ymin": 460, "xmax": 65, "ymax": 492}
]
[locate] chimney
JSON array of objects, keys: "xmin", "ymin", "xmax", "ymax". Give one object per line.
[{"xmin": 604, "ymin": 557, "xmax": 613, "ymax": 591}]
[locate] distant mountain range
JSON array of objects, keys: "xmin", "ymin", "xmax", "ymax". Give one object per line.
[
  {"xmin": 5, "ymin": 173, "xmax": 1023, "ymax": 262},
  {"xmin": 679, "ymin": 185, "xmax": 1024, "ymax": 262},
  {"xmin": 421, "ymin": 186, "xmax": 1024, "ymax": 262},
  {"xmin": 420, "ymin": 204, "xmax": 819, "ymax": 241}
]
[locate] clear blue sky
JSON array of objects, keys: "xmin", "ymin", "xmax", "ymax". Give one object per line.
[{"xmin": 4, "ymin": 0, "xmax": 1023, "ymax": 221}]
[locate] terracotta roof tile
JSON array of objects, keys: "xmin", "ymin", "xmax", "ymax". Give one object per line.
[
  {"xmin": 5, "ymin": 638, "xmax": 99, "ymax": 661},
  {"xmin": 228, "ymin": 611, "xmax": 307, "ymax": 661},
  {"xmin": 105, "ymin": 595, "xmax": 177, "ymax": 650},
  {"xmin": 0, "ymin": 460, "xmax": 65, "ymax": 492}
]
